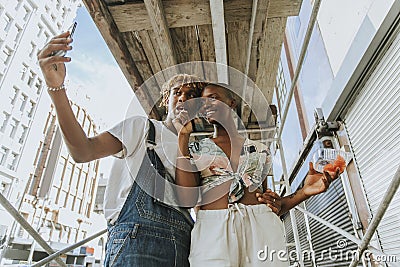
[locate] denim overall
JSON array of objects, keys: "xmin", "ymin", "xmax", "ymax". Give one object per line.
[{"xmin": 104, "ymin": 121, "xmax": 194, "ymax": 267}]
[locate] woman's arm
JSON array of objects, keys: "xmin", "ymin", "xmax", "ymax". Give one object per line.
[
  {"xmin": 258, "ymin": 162, "xmax": 339, "ymax": 216},
  {"xmin": 175, "ymin": 132, "xmax": 200, "ymax": 207},
  {"xmin": 37, "ymin": 32, "xmax": 122, "ymax": 163}
]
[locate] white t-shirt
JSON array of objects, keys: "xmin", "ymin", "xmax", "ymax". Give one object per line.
[{"xmin": 104, "ymin": 116, "xmax": 186, "ymax": 224}]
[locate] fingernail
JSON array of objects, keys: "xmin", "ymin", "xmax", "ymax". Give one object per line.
[
  {"xmin": 258, "ymin": 197, "xmax": 262, "ymax": 201},
  {"xmin": 256, "ymin": 193, "xmax": 260, "ymax": 197}
]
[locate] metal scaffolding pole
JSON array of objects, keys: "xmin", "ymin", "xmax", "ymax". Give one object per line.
[
  {"xmin": 349, "ymin": 165, "xmax": 400, "ymax": 267},
  {"xmin": 278, "ymin": 0, "xmax": 322, "ymax": 139},
  {"xmin": 32, "ymin": 229, "xmax": 107, "ymax": 267},
  {"xmin": 295, "ymin": 206, "xmax": 384, "ymax": 256},
  {"xmin": 278, "ymin": 139, "xmax": 304, "ymax": 267},
  {"xmin": 0, "ymin": 192, "xmax": 67, "ymax": 267}
]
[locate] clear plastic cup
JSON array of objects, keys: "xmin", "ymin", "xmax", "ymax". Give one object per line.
[{"xmin": 312, "ymin": 138, "xmax": 352, "ymax": 173}]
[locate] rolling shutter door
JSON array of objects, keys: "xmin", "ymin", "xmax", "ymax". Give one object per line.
[
  {"xmin": 283, "ymin": 178, "xmax": 358, "ymax": 266},
  {"xmin": 344, "ymin": 31, "xmax": 400, "ymax": 257},
  {"xmin": 305, "ymin": 178, "xmax": 359, "ymax": 266}
]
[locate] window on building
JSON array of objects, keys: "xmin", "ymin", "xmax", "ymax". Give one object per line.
[
  {"xmin": 56, "ymin": 0, "xmax": 62, "ymax": 10},
  {"xmin": 75, "ymin": 198, "xmax": 82, "ymax": 213},
  {"xmin": 21, "ymin": 63, "xmax": 28, "ymax": 81},
  {"xmin": 14, "ymin": 24, "xmax": 22, "ymax": 42},
  {"xmin": 29, "ymin": 42, "xmax": 37, "ymax": 58},
  {"xmin": 0, "ymin": 146, "xmax": 9, "ymax": 166},
  {"xmin": 15, "ymin": 0, "xmax": 23, "ymax": 11},
  {"xmin": 27, "ymin": 70, "xmax": 36, "ymax": 86},
  {"xmin": 23, "ymin": 5, "xmax": 31, "ymax": 21},
  {"xmin": 62, "ymin": 7, "xmax": 67, "ymax": 19},
  {"xmin": 0, "ymin": 182, "xmax": 8, "ymax": 195},
  {"xmin": 67, "ymin": 195, "xmax": 75, "ymax": 210},
  {"xmin": 18, "ymin": 125, "xmax": 28, "ymax": 144},
  {"xmin": 58, "ymin": 190, "xmax": 67, "ymax": 207},
  {"xmin": 1, "ymin": 46, "xmax": 13, "ymax": 65},
  {"xmin": 45, "ymin": 5, "xmax": 50, "ymax": 14},
  {"xmin": 72, "ymin": 167, "xmax": 80, "ymax": 192},
  {"xmin": 35, "ymin": 78, "xmax": 43, "ymax": 94},
  {"xmin": 37, "ymin": 23, "xmax": 44, "ymax": 37},
  {"xmin": 44, "ymin": 31, "xmax": 50, "ymax": 43},
  {"xmin": 3, "ymin": 13, "xmax": 13, "ymax": 31},
  {"xmin": 27, "ymin": 100, "xmax": 36, "ymax": 118},
  {"xmin": 0, "ymin": 112, "xmax": 10, "ymax": 133},
  {"xmin": 62, "ymin": 162, "xmax": 73, "ymax": 191},
  {"xmin": 19, "ymin": 93, "xmax": 28, "ymax": 112},
  {"xmin": 10, "ymin": 86, "xmax": 19, "ymax": 104},
  {"xmin": 7, "ymin": 152, "xmax": 19, "ymax": 170},
  {"xmin": 9, "ymin": 118, "xmax": 19, "ymax": 138}
]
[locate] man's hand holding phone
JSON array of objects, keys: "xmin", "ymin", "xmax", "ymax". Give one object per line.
[{"xmin": 51, "ymin": 22, "xmax": 77, "ymax": 57}]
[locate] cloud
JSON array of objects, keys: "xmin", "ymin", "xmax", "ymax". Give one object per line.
[{"xmin": 65, "ymin": 52, "xmax": 145, "ymax": 130}]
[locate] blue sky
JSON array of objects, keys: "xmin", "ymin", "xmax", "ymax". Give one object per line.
[{"xmin": 65, "ymin": 6, "xmax": 144, "ymax": 131}]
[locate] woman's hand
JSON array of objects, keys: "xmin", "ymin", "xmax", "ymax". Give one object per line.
[
  {"xmin": 173, "ymin": 109, "xmax": 193, "ymax": 136},
  {"xmin": 256, "ymin": 189, "xmax": 282, "ymax": 215},
  {"xmin": 37, "ymin": 31, "xmax": 73, "ymax": 88},
  {"xmin": 302, "ymin": 162, "xmax": 340, "ymax": 197}
]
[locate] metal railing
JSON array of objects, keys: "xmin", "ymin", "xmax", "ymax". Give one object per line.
[{"xmin": 0, "ymin": 192, "xmax": 106, "ymax": 266}]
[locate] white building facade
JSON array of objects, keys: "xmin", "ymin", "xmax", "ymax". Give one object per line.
[{"xmin": 0, "ymin": 0, "xmax": 80, "ymax": 258}]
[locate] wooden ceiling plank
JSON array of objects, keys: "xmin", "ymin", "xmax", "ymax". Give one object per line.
[
  {"xmin": 226, "ymin": 21, "xmax": 249, "ymax": 75},
  {"xmin": 122, "ymin": 31, "xmax": 164, "ymax": 115},
  {"xmin": 144, "ymin": 0, "xmax": 178, "ymax": 68},
  {"xmin": 137, "ymin": 30, "xmax": 167, "ymax": 85},
  {"xmin": 109, "ymin": 0, "xmax": 302, "ymax": 32},
  {"xmin": 196, "ymin": 25, "xmax": 218, "ymax": 82},
  {"xmin": 81, "ymin": 0, "xmax": 160, "ymax": 119},
  {"xmin": 170, "ymin": 27, "xmax": 202, "ymax": 63}
]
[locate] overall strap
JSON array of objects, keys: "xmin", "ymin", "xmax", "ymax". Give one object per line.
[
  {"xmin": 147, "ymin": 119, "xmax": 156, "ymax": 146},
  {"xmin": 146, "ymin": 120, "xmax": 166, "ymax": 201}
]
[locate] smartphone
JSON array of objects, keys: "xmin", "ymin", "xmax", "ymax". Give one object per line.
[{"xmin": 52, "ymin": 22, "xmax": 77, "ymax": 57}]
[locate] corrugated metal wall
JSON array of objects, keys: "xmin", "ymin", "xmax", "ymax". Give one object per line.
[
  {"xmin": 284, "ymin": 178, "xmax": 359, "ymax": 266},
  {"xmin": 345, "ymin": 31, "xmax": 400, "ymax": 258}
]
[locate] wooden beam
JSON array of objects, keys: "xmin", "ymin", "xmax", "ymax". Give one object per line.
[
  {"xmin": 81, "ymin": 0, "xmax": 160, "ymax": 119},
  {"xmin": 210, "ymin": 0, "xmax": 228, "ymax": 83},
  {"xmin": 254, "ymin": 17, "xmax": 287, "ymax": 121},
  {"xmin": 196, "ymin": 24, "xmax": 218, "ymax": 82},
  {"xmin": 170, "ymin": 26, "xmax": 206, "ymax": 76},
  {"xmin": 109, "ymin": 0, "xmax": 302, "ymax": 32},
  {"xmin": 122, "ymin": 32, "xmax": 161, "ymax": 104},
  {"xmin": 143, "ymin": 0, "xmax": 177, "ymax": 68}
]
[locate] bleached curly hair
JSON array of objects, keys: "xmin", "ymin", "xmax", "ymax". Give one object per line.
[{"xmin": 159, "ymin": 74, "xmax": 207, "ymax": 107}]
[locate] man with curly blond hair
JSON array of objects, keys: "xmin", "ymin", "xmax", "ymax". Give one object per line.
[{"xmin": 37, "ymin": 32, "xmax": 205, "ymax": 266}]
